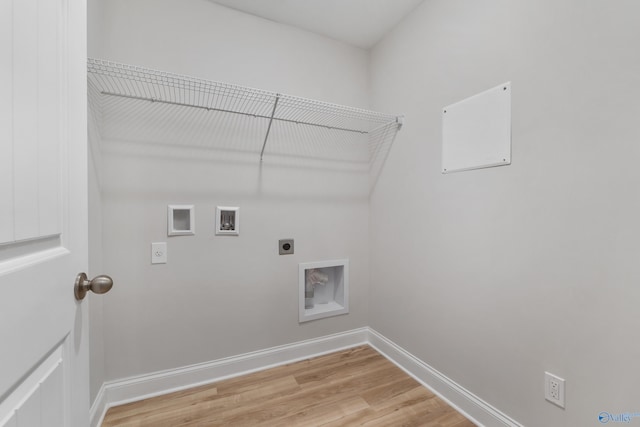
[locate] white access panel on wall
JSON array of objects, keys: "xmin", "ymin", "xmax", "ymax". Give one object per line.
[{"xmin": 442, "ymin": 82, "xmax": 511, "ymax": 173}]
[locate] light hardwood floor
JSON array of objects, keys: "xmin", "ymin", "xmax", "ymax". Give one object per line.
[{"xmin": 102, "ymin": 345, "xmax": 475, "ymax": 426}]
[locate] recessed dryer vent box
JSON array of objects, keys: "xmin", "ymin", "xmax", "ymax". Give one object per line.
[
  {"xmin": 167, "ymin": 205, "xmax": 195, "ymax": 236},
  {"xmin": 442, "ymin": 82, "xmax": 511, "ymax": 173},
  {"xmin": 216, "ymin": 206, "xmax": 239, "ymax": 236},
  {"xmin": 299, "ymin": 259, "xmax": 349, "ymax": 323}
]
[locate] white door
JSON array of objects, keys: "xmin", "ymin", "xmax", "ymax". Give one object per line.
[{"xmin": 0, "ymin": 0, "xmax": 90, "ymax": 426}]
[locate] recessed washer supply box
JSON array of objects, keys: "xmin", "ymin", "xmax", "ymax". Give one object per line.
[{"xmin": 299, "ymin": 259, "xmax": 349, "ymax": 323}]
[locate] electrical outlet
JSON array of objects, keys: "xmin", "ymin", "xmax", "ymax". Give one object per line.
[
  {"xmin": 279, "ymin": 239, "xmax": 294, "ymax": 255},
  {"xmin": 545, "ymin": 372, "xmax": 565, "ymax": 408},
  {"xmin": 151, "ymin": 242, "xmax": 167, "ymax": 264}
]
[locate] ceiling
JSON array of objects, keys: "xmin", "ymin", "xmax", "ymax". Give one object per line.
[{"xmin": 207, "ymin": 0, "xmax": 425, "ymax": 49}]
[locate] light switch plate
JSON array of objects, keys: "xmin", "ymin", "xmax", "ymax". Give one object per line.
[{"xmin": 151, "ymin": 242, "xmax": 167, "ymax": 264}]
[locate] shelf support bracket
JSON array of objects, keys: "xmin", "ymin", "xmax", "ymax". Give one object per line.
[{"xmin": 260, "ymin": 94, "xmax": 280, "ymax": 162}]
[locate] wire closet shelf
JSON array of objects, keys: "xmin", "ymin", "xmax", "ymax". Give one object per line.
[{"xmin": 87, "ymin": 58, "xmax": 402, "ymax": 185}]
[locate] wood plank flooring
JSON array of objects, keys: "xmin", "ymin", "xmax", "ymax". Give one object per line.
[{"xmin": 101, "ymin": 346, "xmax": 476, "ymax": 426}]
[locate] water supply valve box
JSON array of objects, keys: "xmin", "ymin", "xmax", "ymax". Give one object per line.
[{"xmin": 299, "ymin": 259, "xmax": 349, "ymax": 323}]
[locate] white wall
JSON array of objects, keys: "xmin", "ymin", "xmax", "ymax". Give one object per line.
[
  {"xmin": 94, "ymin": 0, "xmax": 371, "ymax": 382},
  {"xmin": 369, "ymin": 1, "xmax": 640, "ymax": 425},
  {"xmin": 97, "ymin": 0, "xmax": 369, "ymax": 108}
]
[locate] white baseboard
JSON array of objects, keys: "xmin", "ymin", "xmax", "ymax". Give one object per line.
[
  {"xmin": 366, "ymin": 328, "xmax": 523, "ymax": 427},
  {"xmin": 89, "ymin": 384, "xmax": 108, "ymax": 427},
  {"xmin": 90, "ymin": 327, "xmax": 522, "ymax": 427},
  {"xmin": 90, "ymin": 328, "xmax": 368, "ymax": 427}
]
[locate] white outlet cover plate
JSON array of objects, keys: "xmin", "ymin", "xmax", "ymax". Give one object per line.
[
  {"xmin": 151, "ymin": 242, "xmax": 167, "ymax": 264},
  {"xmin": 545, "ymin": 371, "xmax": 565, "ymax": 408}
]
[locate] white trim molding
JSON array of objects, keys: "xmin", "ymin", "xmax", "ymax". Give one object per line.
[
  {"xmin": 89, "ymin": 384, "xmax": 108, "ymax": 427},
  {"xmin": 90, "ymin": 327, "xmax": 522, "ymax": 427}
]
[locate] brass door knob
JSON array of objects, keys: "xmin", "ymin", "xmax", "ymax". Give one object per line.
[{"xmin": 74, "ymin": 273, "xmax": 113, "ymax": 300}]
